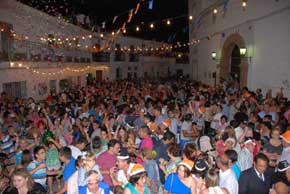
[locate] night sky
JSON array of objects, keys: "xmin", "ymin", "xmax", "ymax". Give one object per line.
[{"xmin": 18, "ymin": 0, "xmax": 189, "ymax": 47}]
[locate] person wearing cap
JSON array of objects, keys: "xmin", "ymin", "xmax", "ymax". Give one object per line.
[
  {"xmin": 192, "ymin": 159, "xmax": 208, "ymax": 194},
  {"xmin": 239, "ymin": 153, "xmax": 274, "ymax": 194},
  {"xmin": 124, "ymin": 163, "xmax": 149, "ymax": 194},
  {"xmin": 271, "ymin": 160, "xmax": 290, "ymax": 194},
  {"xmin": 278, "ymin": 130, "xmax": 290, "ymax": 164},
  {"xmin": 237, "ymin": 137, "xmax": 255, "ymax": 172},
  {"xmin": 164, "ymin": 159, "xmax": 196, "ymax": 194},
  {"xmin": 110, "ymin": 148, "xmax": 135, "ymax": 188},
  {"xmin": 216, "ymin": 154, "xmax": 238, "ymax": 194}
]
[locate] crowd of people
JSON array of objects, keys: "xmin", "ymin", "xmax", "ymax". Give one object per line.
[{"xmin": 0, "ymin": 78, "xmax": 290, "ymax": 194}]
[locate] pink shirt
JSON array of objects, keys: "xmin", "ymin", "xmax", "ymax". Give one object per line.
[
  {"xmin": 96, "ymin": 151, "xmax": 117, "ymax": 186},
  {"xmin": 136, "ymin": 137, "xmax": 153, "ymax": 164}
]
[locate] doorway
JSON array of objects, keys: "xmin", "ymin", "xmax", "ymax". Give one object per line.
[{"xmin": 220, "ymin": 33, "xmax": 248, "ymax": 87}]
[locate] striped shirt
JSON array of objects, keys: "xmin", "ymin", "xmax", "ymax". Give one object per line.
[
  {"xmin": 27, "ymin": 160, "xmax": 47, "ymax": 187},
  {"xmin": 237, "ymin": 148, "xmax": 253, "ymax": 172},
  {"xmin": 0, "ymin": 135, "xmax": 15, "ymax": 158}
]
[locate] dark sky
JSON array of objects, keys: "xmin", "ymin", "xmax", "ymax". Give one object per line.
[{"xmin": 19, "ymin": 0, "xmax": 189, "ymax": 45}]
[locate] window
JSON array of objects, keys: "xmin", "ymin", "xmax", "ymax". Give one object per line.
[{"xmin": 2, "ymin": 81, "xmax": 27, "ymax": 99}]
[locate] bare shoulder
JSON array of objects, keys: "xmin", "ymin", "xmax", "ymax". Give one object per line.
[
  {"xmin": 124, "ymin": 188, "xmax": 132, "ymax": 194},
  {"xmin": 200, "ymin": 189, "xmax": 210, "ymax": 194}
]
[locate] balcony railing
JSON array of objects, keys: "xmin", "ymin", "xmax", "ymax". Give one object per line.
[
  {"xmin": 129, "ymin": 53, "xmax": 139, "ymax": 62},
  {"xmin": 3, "ymin": 39, "xmax": 92, "ymax": 63},
  {"xmin": 114, "ymin": 52, "xmax": 126, "ymax": 61},
  {"xmin": 92, "ymin": 52, "xmax": 110, "ymax": 62}
]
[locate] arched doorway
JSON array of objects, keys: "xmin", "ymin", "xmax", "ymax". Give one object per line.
[{"xmin": 219, "ymin": 33, "xmax": 248, "ymax": 87}]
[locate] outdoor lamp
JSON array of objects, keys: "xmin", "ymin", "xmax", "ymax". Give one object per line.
[
  {"xmin": 211, "ymin": 52, "xmax": 217, "ymax": 60},
  {"xmin": 240, "ymin": 47, "xmax": 247, "ymax": 56}
]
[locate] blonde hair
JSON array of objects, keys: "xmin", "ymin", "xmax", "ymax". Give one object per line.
[
  {"xmin": 13, "ymin": 168, "xmax": 34, "ymax": 191},
  {"xmin": 205, "ymin": 169, "xmax": 219, "ymax": 188}
]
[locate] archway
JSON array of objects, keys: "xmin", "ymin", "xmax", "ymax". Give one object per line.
[{"xmin": 219, "ymin": 33, "xmax": 248, "ymax": 88}]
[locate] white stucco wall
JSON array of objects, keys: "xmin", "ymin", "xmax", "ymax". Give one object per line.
[{"xmin": 189, "ymin": 0, "xmax": 290, "ymax": 97}]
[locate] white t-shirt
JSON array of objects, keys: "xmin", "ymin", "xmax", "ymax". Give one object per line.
[
  {"xmin": 180, "ymin": 121, "xmax": 192, "ymax": 140},
  {"xmin": 116, "ymin": 163, "xmax": 135, "ymax": 185},
  {"xmin": 69, "ymin": 145, "xmax": 82, "ymax": 159},
  {"xmin": 67, "ymin": 171, "xmax": 78, "ymax": 194},
  {"xmin": 210, "ymin": 112, "xmax": 223, "ymax": 129}
]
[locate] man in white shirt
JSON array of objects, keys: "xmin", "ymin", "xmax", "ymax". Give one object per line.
[
  {"xmin": 69, "ymin": 136, "xmax": 87, "ymax": 159},
  {"xmin": 217, "ymin": 154, "xmax": 239, "ymax": 194},
  {"xmin": 110, "ymin": 148, "xmax": 134, "ymax": 187}
]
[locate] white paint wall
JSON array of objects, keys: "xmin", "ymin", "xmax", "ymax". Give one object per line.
[{"xmin": 189, "ymin": 0, "xmax": 290, "ymax": 97}]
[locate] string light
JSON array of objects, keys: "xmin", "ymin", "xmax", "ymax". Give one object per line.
[
  {"xmin": 10, "ymin": 62, "xmax": 14, "ymax": 67},
  {"xmin": 213, "ymin": 8, "xmax": 218, "ymax": 14},
  {"xmin": 123, "ymin": 29, "xmax": 127, "ymax": 34},
  {"xmin": 242, "ymin": 1, "xmax": 247, "ymax": 8},
  {"xmin": 136, "ymin": 26, "xmax": 140, "ymax": 32},
  {"xmin": 111, "ymin": 31, "xmax": 115, "ymax": 36},
  {"xmin": 100, "ymin": 33, "xmax": 104, "ymax": 38},
  {"xmin": 166, "ymin": 20, "xmax": 171, "ymax": 25},
  {"xmin": 150, "ymin": 23, "xmax": 154, "ymax": 29},
  {"xmin": 189, "ymin": 15, "xmax": 193, "ymax": 20}
]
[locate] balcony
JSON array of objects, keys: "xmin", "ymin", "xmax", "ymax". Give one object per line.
[
  {"xmin": 129, "ymin": 53, "xmax": 139, "ymax": 62},
  {"xmin": 114, "ymin": 51, "xmax": 126, "ymax": 62},
  {"xmin": 92, "ymin": 52, "xmax": 110, "ymax": 62},
  {"xmin": 1, "ymin": 39, "xmax": 92, "ymax": 63}
]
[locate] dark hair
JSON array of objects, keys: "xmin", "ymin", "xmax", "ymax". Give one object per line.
[
  {"xmin": 72, "ymin": 136, "xmax": 87, "ymax": 145},
  {"xmin": 221, "ymin": 115, "xmax": 228, "ymax": 122},
  {"xmin": 129, "ymin": 171, "xmax": 147, "ymax": 186},
  {"xmin": 59, "ymin": 147, "xmax": 72, "ymax": 160},
  {"xmin": 107, "ymin": 139, "xmax": 120, "ymax": 149},
  {"xmin": 33, "ymin": 146, "xmax": 45, "ymax": 158},
  {"xmin": 177, "ymin": 165, "xmax": 191, "ymax": 177},
  {"xmin": 163, "ymin": 130, "xmax": 175, "ymax": 142},
  {"xmin": 21, "ymin": 149, "xmax": 32, "ymax": 167},
  {"xmin": 92, "ymin": 136, "xmax": 102, "ymax": 149},
  {"xmin": 140, "ymin": 125, "xmax": 150, "ymax": 133},
  {"xmin": 225, "ymin": 149, "xmax": 238, "ymax": 163},
  {"xmin": 254, "ymin": 153, "xmax": 269, "ymax": 164},
  {"xmin": 264, "ymin": 114, "xmax": 272, "ymax": 121},
  {"xmin": 183, "ymin": 143, "xmax": 197, "ymax": 161},
  {"xmin": 262, "ymin": 121, "xmax": 272, "ymax": 130},
  {"xmin": 167, "ymin": 144, "xmax": 180, "ymax": 157}
]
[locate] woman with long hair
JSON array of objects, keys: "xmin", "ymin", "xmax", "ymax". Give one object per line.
[
  {"xmin": 159, "ymin": 144, "xmax": 182, "ymax": 177},
  {"xmin": 3, "ymin": 168, "xmax": 46, "ymax": 194},
  {"xmin": 164, "ymin": 159, "xmax": 197, "ymax": 194}
]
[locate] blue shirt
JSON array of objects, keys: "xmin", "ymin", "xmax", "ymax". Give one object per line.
[
  {"xmin": 231, "ymin": 163, "xmax": 241, "ymax": 180},
  {"xmin": 78, "ymin": 181, "xmax": 110, "ymax": 194},
  {"xmin": 164, "ymin": 173, "xmax": 191, "ymax": 194},
  {"xmin": 27, "ymin": 160, "xmax": 47, "ymax": 188},
  {"xmin": 63, "ymin": 157, "xmax": 76, "ymax": 183}
]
